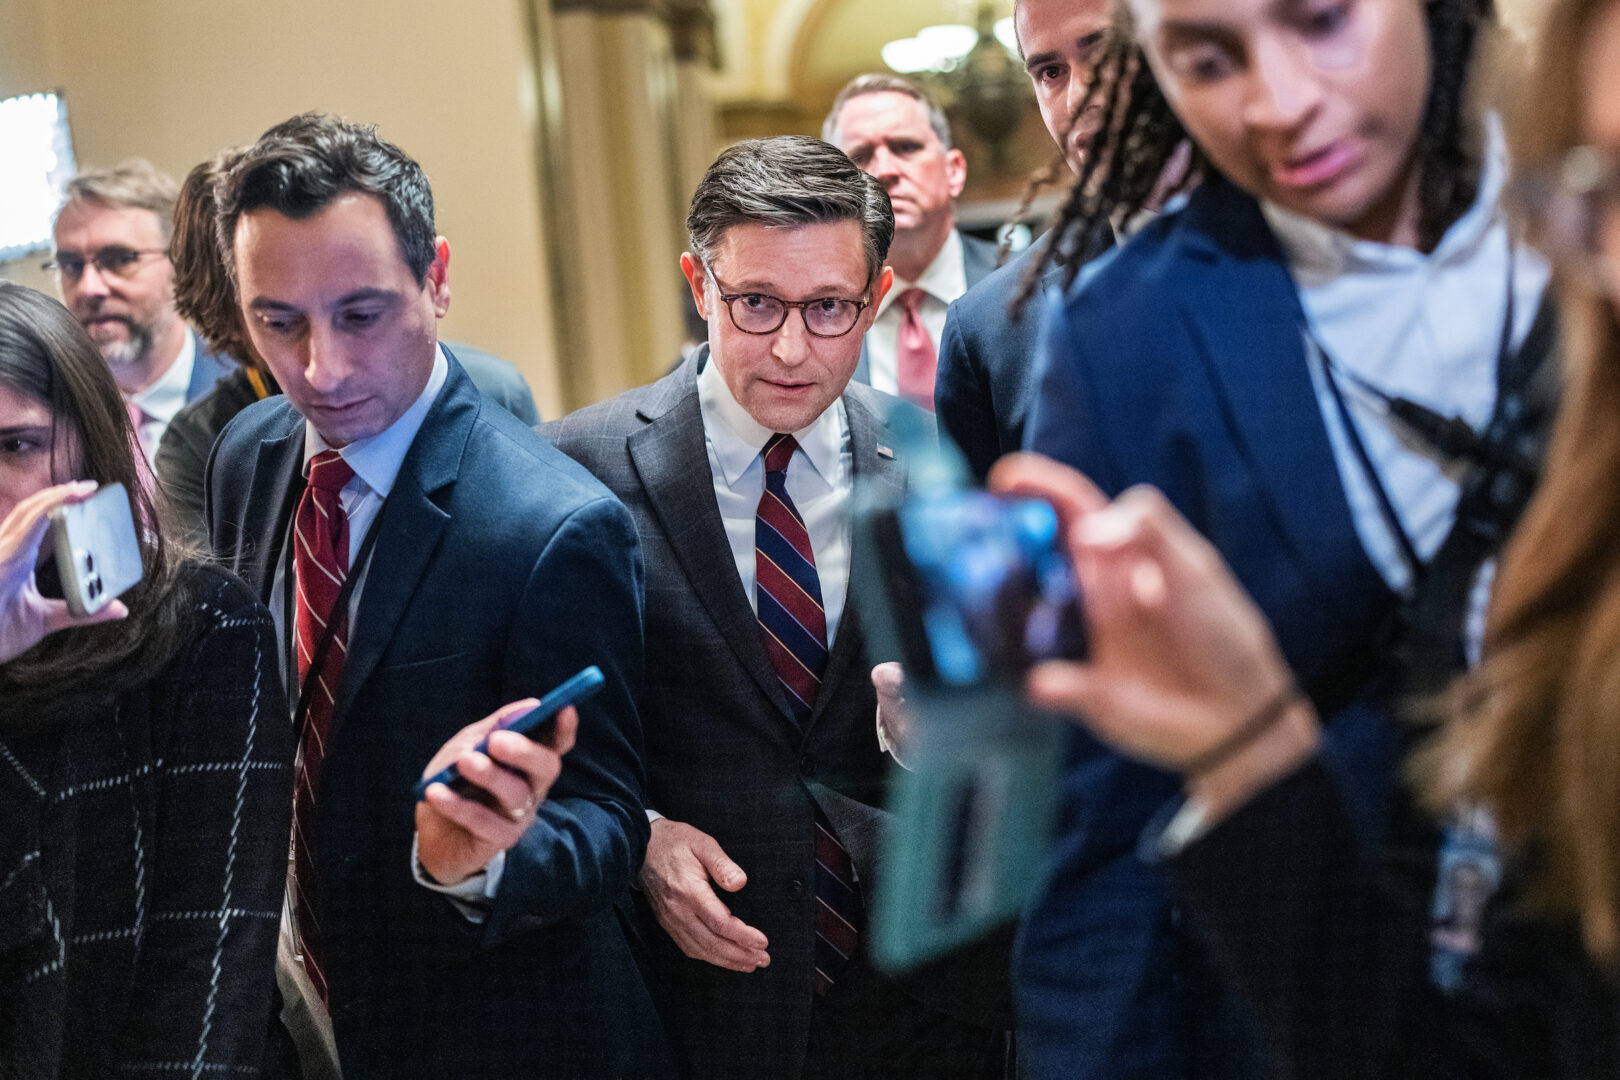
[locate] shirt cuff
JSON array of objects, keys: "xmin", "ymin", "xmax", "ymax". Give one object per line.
[{"xmin": 411, "ymin": 837, "xmax": 506, "ymax": 924}]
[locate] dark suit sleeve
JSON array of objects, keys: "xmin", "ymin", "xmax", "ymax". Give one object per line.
[
  {"xmin": 935, "ymin": 304, "xmax": 1001, "ymax": 484},
  {"xmin": 1168, "ymin": 755, "xmax": 1609, "ymax": 1080},
  {"xmin": 119, "ymin": 573, "xmax": 294, "ymax": 1075},
  {"xmin": 155, "ymin": 414, "xmax": 215, "ymax": 551},
  {"xmin": 482, "ymin": 494, "xmax": 650, "ymax": 941}
]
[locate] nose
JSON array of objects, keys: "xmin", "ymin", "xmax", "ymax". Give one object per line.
[
  {"xmin": 770, "ymin": 310, "xmax": 813, "ymax": 367},
  {"xmin": 302, "ymin": 323, "xmax": 353, "ymax": 393},
  {"xmin": 867, "ymin": 146, "xmax": 902, "ymax": 184},
  {"xmin": 70, "ymin": 261, "xmax": 112, "ymax": 303},
  {"xmin": 1243, "ymin": 35, "xmax": 1322, "ymax": 134}
]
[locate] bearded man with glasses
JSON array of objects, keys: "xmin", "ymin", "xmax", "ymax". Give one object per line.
[
  {"xmin": 546, "ymin": 135, "xmax": 1014, "ymax": 1079},
  {"xmin": 48, "ymin": 159, "xmax": 231, "ymax": 465}
]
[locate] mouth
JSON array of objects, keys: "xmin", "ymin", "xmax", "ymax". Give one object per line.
[
  {"xmin": 1271, "ymin": 140, "xmax": 1358, "ymax": 192},
  {"xmin": 762, "ymin": 379, "xmax": 815, "ymax": 394}
]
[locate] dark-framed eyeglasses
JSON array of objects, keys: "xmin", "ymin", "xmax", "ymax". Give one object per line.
[
  {"xmin": 709, "ymin": 273, "xmax": 871, "ymax": 338},
  {"xmin": 43, "ymin": 246, "xmax": 170, "ymax": 282},
  {"xmin": 1513, "ymin": 145, "xmax": 1620, "ymax": 285}
]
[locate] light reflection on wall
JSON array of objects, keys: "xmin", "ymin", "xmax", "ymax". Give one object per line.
[{"xmin": 0, "ymin": 92, "xmax": 75, "ymax": 263}]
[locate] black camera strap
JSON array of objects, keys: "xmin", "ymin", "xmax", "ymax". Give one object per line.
[{"xmin": 1301, "ymin": 242, "xmax": 1557, "ymax": 694}]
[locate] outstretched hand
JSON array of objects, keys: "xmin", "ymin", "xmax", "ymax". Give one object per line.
[
  {"xmin": 0, "ymin": 481, "xmax": 128, "ymax": 664},
  {"xmin": 989, "ymin": 454, "xmax": 1320, "ymax": 814}
]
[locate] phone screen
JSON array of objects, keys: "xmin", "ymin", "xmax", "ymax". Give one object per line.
[{"xmin": 888, "ymin": 492, "xmax": 1085, "ymax": 686}]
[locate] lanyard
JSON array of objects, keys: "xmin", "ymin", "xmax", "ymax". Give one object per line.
[
  {"xmin": 281, "ymin": 489, "xmax": 386, "ymax": 741},
  {"xmin": 1304, "ymin": 241, "xmax": 1520, "ymax": 594}
]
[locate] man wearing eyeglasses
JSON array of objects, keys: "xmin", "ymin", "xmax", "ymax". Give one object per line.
[
  {"xmin": 545, "ymin": 135, "xmax": 1010, "ymax": 1079},
  {"xmin": 50, "ymin": 160, "xmax": 230, "ymax": 463}
]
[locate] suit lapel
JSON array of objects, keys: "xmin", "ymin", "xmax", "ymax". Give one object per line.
[
  {"xmin": 246, "ymin": 425, "xmax": 306, "ymax": 607},
  {"xmin": 333, "ymin": 368, "xmax": 472, "ymax": 721},
  {"xmin": 627, "ymin": 363, "xmax": 801, "ymax": 724},
  {"xmin": 807, "ymin": 388, "xmax": 906, "ymax": 733},
  {"xmin": 1175, "ymin": 181, "xmax": 1386, "ymax": 621}
]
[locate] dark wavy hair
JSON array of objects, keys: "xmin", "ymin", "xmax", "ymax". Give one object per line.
[
  {"xmin": 216, "ymin": 112, "xmax": 437, "ymax": 287},
  {"xmin": 1019, "ymin": 0, "xmax": 1498, "ymax": 309},
  {"xmin": 0, "ymin": 283, "xmax": 194, "ymax": 713},
  {"xmin": 172, "ymin": 148, "xmax": 259, "ymax": 366}
]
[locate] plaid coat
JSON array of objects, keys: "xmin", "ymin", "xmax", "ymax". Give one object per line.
[{"xmin": 0, "ymin": 562, "xmax": 293, "ymax": 1079}]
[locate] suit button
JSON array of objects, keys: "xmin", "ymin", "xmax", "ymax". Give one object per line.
[
  {"xmin": 799, "ymin": 754, "xmax": 815, "ymax": 775},
  {"xmin": 787, "ymin": 877, "xmax": 805, "ymax": 899}
]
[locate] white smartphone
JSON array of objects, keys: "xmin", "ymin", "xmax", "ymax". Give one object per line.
[{"xmin": 49, "ymin": 482, "xmax": 143, "ymax": 617}]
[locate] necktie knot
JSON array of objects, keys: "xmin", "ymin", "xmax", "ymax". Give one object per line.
[
  {"xmin": 898, "ymin": 287, "xmax": 928, "ymax": 316},
  {"xmin": 307, "ymin": 449, "xmax": 355, "ymax": 495},
  {"xmin": 763, "ymin": 433, "xmax": 798, "ymax": 476}
]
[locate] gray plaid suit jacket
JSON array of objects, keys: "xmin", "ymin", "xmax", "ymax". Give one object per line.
[{"xmin": 544, "ymin": 350, "xmax": 1010, "ymax": 1078}]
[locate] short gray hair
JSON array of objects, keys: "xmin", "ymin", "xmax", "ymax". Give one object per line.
[
  {"xmin": 822, "ymin": 73, "xmax": 953, "ymax": 151},
  {"xmin": 686, "ymin": 136, "xmax": 895, "ymax": 284},
  {"xmin": 62, "ymin": 159, "xmax": 180, "ymax": 244}
]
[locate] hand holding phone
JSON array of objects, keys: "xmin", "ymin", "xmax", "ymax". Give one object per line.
[
  {"xmin": 1, "ymin": 480, "xmax": 130, "ymax": 663},
  {"xmin": 50, "ymin": 481, "xmax": 143, "ymax": 618}
]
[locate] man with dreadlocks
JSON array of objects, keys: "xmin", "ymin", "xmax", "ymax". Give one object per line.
[{"xmin": 1012, "ymin": 1, "xmax": 1557, "ymax": 1078}]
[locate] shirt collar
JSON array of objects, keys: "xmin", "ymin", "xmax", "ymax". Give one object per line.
[
  {"xmin": 1262, "ymin": 114, "xmax": 1510, "ymax": 279},
  {"xmin": 302, "ymin": 344, "xmax": 450, "ymax": 495},
  {"xmin": 695, "ymin": 347, "xmax": 848, "ymax": 491},
  {"xmin": 876, "ymin": 228, "xmax": 967, "ymax": 317},
  {"xmin": 127, "ymin": 326, "xmax": 196, "ymax": 424}
]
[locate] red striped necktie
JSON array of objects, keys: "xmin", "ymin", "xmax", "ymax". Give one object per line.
[
  {"xmin": 753, "ymin": 433, "xmax": 861, "ymax": 992},
  {"xmin": 291, "ymin": 448, "xmax": 355, "ymax": 1003}
]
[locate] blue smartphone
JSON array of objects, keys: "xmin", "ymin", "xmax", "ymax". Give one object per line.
[{"xmin": 413, "ymin": 665, "xmax": 605, "ymax": 803}]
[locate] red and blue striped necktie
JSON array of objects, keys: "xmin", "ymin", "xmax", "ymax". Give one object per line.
[{"xmin": 753, "ymin": 433, "xmax": 861, "ymax": 993}]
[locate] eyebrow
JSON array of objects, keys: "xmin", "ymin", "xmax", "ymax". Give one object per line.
[
  {"xmin": 1023, "ymin": 30, "xmax": 1107, "ymax": 73},
  {"xmin": 0, "ymin": 424, "xmax": 50, "ymax": 440},
  {"xmin": 247, "ymin": 287, "xmax": 399, "ymax": 312},
  {"xmin": 1156, "ymin": 18, "xmax": 1240, "ymax": 48}
]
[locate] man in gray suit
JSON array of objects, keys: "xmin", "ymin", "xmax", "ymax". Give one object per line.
[
  {"xmin": 822, "ymin": 75, "xmax": 998, "ymax": 408},
  {"xmin": 546, "ymin": 135, "xmax": 1009, "ymax": 1079}
]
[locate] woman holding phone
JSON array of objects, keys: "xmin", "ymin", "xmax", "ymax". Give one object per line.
[
  {"xmin": 995, "ymin": 0, "xmax": 1620, "ymax": 1072},
  {"xmin": 0, "ymin": 282, "xmax": 292, "ymax": 1078}
]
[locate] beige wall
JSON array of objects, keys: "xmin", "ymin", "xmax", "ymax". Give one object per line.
[{"xmin": 0, "ymin": 0, "xmax": 565, "ymax": 416}]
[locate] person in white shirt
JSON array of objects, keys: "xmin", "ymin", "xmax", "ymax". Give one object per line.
[
  {"xmin": 823, "ymin": 74, "xmax": 1000, "ymax": 408},
  {"xmin": 48, "ymin": 160, "xmax": 230, "ymax": 463}
]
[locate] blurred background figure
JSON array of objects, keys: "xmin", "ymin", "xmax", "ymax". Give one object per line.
[
  {"xmin": 986, "ymin": 2, "xmax": 1620, "ymax": 1071},
  {"xmin": 1014, "ymin": 0, "xmax": 1555, "ymax": 1077},
  {"xmin": 46, "ymin": 161, "xmax": 232, "ymax": 469},
  {"xmin": 0, "ymin": 282, "xmax": 291, "ymax": 1078},
  {"xmin": 824, "ymin": 74, "xmax": 997, "ymax": 410}
]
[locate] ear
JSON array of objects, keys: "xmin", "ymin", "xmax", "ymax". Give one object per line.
[
  {"xmin": 945, "ymin": 148, "xmax": 968, "ymax": 199},
  {"xmin": 680, "ymin": 252, "xmax": 709, "ymax": 319},
  {"xmin": 427, "ymin": 236, "xmax": 451, "ymax": 318},
  {"xmin": 866, "ymin": 265, "xmax": 895, "ymax": 322}
]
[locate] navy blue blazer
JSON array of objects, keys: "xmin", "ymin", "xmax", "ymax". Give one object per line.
[
  {"xmin": 935, "ymin": 235, "xmax": 1065, "ymax": 482},
  {"xmin": 1018, "ymin": 178, "xmax": 1407, "ymax": 1080},
  {"xmin": 205, "ymin": 352, "xmax": 671, "ymax": 1078}
]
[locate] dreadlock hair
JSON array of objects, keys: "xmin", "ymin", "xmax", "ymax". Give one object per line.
[{"xmin": 1018, "ymin": 0, "xmax": 1499, "ymax": 313}]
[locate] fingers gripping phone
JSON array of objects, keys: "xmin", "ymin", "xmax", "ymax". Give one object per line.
[
  {"xmin": 49, "ymin": 482, "xmax": 143, "ymax": 617},
  {"xmin": 413, "ymin": 665, "xmax": 605, "ymax": 803}
]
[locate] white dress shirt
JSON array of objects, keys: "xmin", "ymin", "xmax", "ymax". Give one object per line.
[
  {"xmin": 126, "ymin": 327, "xmax": 196, "ymax": 464},
  {"xmin": 644, "ymin": 357, "xmax": 856, "ymax": 827},
  {"xmin": 865, "ymin": 229, "xmax": 968, "ymax": 397},
  {"xmin": 696, "ymin": 350, "xmax": 853, "ymax": 643},
  {"xmin": 1264, "ymin": 116, "xmax": 1549, "ymax": 617}
]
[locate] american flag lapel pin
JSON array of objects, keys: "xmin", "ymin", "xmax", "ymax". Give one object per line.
[{"xmin": 876, "ymin": 444, "xmax": 895, "ymax": 460}]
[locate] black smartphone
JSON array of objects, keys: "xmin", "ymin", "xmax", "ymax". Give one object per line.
[
  {"xmin": 413, "ymin": 665, "xmax": 605, "ymax": 803},
  {"xmin": 866, "ymin": 490, "xmax": 1086, "ymax": 688}
]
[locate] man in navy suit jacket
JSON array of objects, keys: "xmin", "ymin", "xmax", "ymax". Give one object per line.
[
  {"xmin": 51, "ymin": 159, "xmax": 231, "ymax": 462},
  {"xmin": 204, "ymin": 113, "xmax": 670, "ymax": 1078},
  {"xmin": 934, "ymin": 0, "xmax": 1112, "ymax": 481}
]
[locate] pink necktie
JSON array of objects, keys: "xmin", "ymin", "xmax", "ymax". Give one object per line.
[
  {"xmin": 124, "ymin": 398, "xmax": 157, "ymax": 494},
  {"xmin": 895, "ymin": 288, "xmax": 937, "ymax": 412}
]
